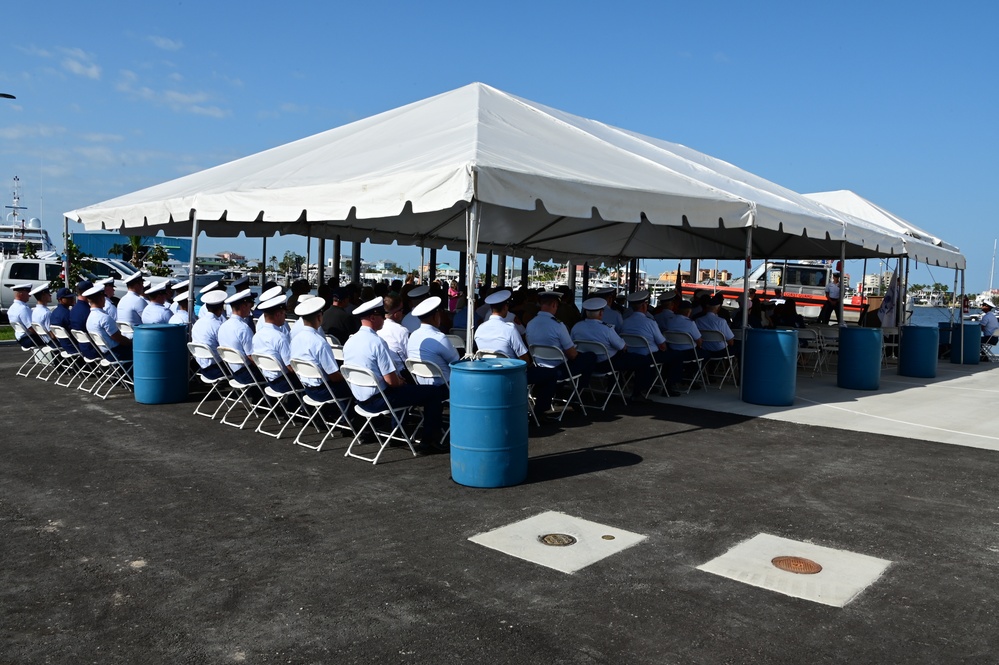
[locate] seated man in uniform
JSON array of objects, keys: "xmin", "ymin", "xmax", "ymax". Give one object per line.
[
  {"xmin": 116, "ymin": 272, "xmax": 146, "ymax": 334},
  {"xmin": 191, "ymin": 290, "xmax": 228, "ymax": 379},
  {"xmin": 168, "ymin": 292, "xmax": 190, "ymax": 326},
  {"xmin": 571, "ymin": 297, "xmax": 655, "ymax": 401},
  {"xmin": 343, "ymin": 297, "xmax": 446, "ymax": 452},
  {"xmin": 50, "ymin": 287, "xmax": 76, "ymax": 354},
  {"xmin": 401, "ymin": 285, "xmax": 430, "ymax": 333},
  {"xmin": 291, "ymin": 296, "xmax": 352, "ymax": 402},
  {"xmin": 217, "ymin": 289, "xmax": 262, "ymax": 383},
  {"xmin": 475, "ymin": 289, "xmax": 557, "ymax": 416},
  {"xmin": 252, "ymin": 294, "xmax": 300, "ymax": 394},
  {"xmin": 653, "ymin": 290, "xmax": 678, "ymax": 333},
  {"xmin": 83, "ymin": 284, "xmax": 132, "ymax": 361},
  {"xmin": 980, "ymin": 301, "xmax": 998, "ymax": 350},
  {"xmin": 407, "ymin": 295, "xmax": 460, "ymax": 389},
  {"xmin": 69, "ymin": 280, "xmax": 98, "ymax": 358},
  {"xmin": 525, "ymin": 290, "xmax": 596, "ymax": 390},
  {"xmin": 665, "ymin": 300, "xmax": 703, "ymax": 390},
  {"xmin": 140, "ymin": 282, "xmax": 173, "ymax": 324},
  {"xmin": 378, "ymin": 294, "xmax": 410, "ymax": 372},
  {"xmin": 695, "ymin": 293, "xmax": 735, "ymax": 358},
  {"xmin": 322, "ymin": 287, "xmax": 360, "ymax": 343},
  {"xmin": 29, "ymin": 284, "xmax": 55, "ymax": 345},
  {"xmin": 8, "ymin": 283, "xmax": 40, "ymax": 348},
  {"xmin": 620, "ymin": 290, "xmax": 676, "ymax": 396}
]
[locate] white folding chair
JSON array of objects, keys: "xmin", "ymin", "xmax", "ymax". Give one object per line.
[
  {"xmin": 87, "ymin": 331, "xmax": 134, "ymax": 399},
  {"xmin": 664, "ymin": 331, "xmax": 707, "ymax": 393},
  {"xmin": 70, "ymin": 328, "xmax": 108, "ymax": 393},
  {"xmin": 30, "ymin": 322, "xmax": 61, "ymax": 381},
  {"xmin": 795, "ymin": 328, "xmax": 826, "ymax": 377},
  {"xmin": 117, "ymin": 320, "xmax": 135, "ymax": 338},
  {"xmin": 251, "ymin": 352, "xmax": 306, "ymax": 439},
  {"xmin": 699, "ymin": 329, "xmax": 738, "ymax": 389},
  {"xmin": 819, "ymin": 326, "xmax": 839, "ymax": 366},
  {"xmin": 405, "ymin": 358, "xmax": 451, "ymax": 441},
  {"xmin": 573, "ymin": 340, "xmax": 628, "ymax": 410},
  {"xmin": 982, "ymin": 338, "xmax": 999, "ymax": 363},
  {"xmin": 881, "ymin": 327, "xmax": 899, "ymax": 366},
  {"xmin": 474, "ymin": 349, "xmax": 508, "ymax": 359},
  {"xmin": 619, "ymin": 334, "xmax": 668, "ymax": 398},
  {"xmin": 11, "ymin": 321, "xmax": 47, "ymax": 378},
  {"xmin": 341, "ymin": 364, "xmax": 419, "ymax": 464},
  {"xmin": 324, "ymin": 334, "xmax": 341, "ymax": 346},
  {"xmin": 48, "ymin": 325, "xmax": 83, "ymax": 387},
  {"xmin": 216, "ymin": 346, "xmax": 270, "ymax": 429},
  {"xmin": 289, "ymin": 358, "xmax": 356, "ymax": 451},
  {"xmin": 529, "ymin": 344, "xmax": 588, "ymax": 420},
  {"xmin": 445, "ymin": 334, "xmax": 466, "ymax": 354},
  {"xmin": 187, "ymin": 342, "xmax": 231, "ymax": 419}
]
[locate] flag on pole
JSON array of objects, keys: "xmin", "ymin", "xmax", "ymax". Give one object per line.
[{"xmin": 879, "ymin": 268, "xmax": 899, "ymax": 326}]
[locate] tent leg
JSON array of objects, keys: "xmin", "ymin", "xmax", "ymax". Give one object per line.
[
  {"xmin": 188, "ymin": 213, "xmax": 200, "ymax": 334},
  {"xmin": 837, "ymin": 241, "xmax": 846, "ymax": 325}
]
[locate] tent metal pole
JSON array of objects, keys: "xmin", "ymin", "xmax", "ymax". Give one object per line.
[
  {"xmin": 429, "ymin": 248, "xmax": 437, "ymax": 283},
  {"xmin": 333, "ymin": 236, "xmax": 341, "ymax": 284},
  {"xmin": 582, "ymin": 262, "xmax": 590, "ymax": 300},
  {"xmin": 317, "ymin": 237, "xmax": 326, "ymax": 286},
  {"xmin": 187, "ymin": 212, "xmax": 199, "ymax": 333},
  {"xmin": 465, "ymin": 203, "xmax": 479, "ymax": 356},
  {"xmin": 739, "ymin": 225, "xmax": 753, "ymax": 402},
  {"xmin": 521, "ymin": 257, "xmax": 529, "ymax": 288},
  {"xmin": 497, "ymin": 253, "xmax": 506, "ymax": 287},
  {"xmin": 902, "ymin": 258, "xmax": 910, "ymax": 326},
  {"xmin": 351, "ymin": 241, "xmax": 361, "ymax": 284},
  {"xmin": 306, "ymin": 231, "xmax": 311, "ymax": 284},
  {"xmin": 484, "ymin": 251, "xmax": 493, "ymax": 289},
  {"xmin": 458, "ymin": 252, "xmax": 467, "ymax": 293},
  {"xmin": 62, "ymin": 215, "xmax": 70, "ymax": 289},
  {"xmin": 261, "ymin": 237, "xmax": 266, "ymax": 288},
  {"xmin": 959, "ymin": 268, "xmax": 966, "ymax": 364},
  {"xmin": 837, "ymin": 241, "xmax": 847, "ymax": 325},
  {"xmin": 567, "ymin": 260, "xmax": 576, "ymax": 293}
]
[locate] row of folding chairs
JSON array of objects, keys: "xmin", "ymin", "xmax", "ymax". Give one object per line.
[
  {"xmin": 12, "ymin": 322, "xmax": 133, "ymax": 400},
  {"xmin": 188, "ymin": 340, "xmax": 448, "ymax": 465}
]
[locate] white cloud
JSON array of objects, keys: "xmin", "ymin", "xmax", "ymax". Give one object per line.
[
  {"xmin": 80, "ymin": 132, "xmax": 125, "ymax": 143},
  {"xmin": 0, "ymin": 124, "xmax": 67, "ymax": 140},
  {"xmin": 713, "ymin": 52, "xmax": 730, "ymax": 63},
  {"xmin": 279, "ymin": 102, "xmax": 308, "ymax": 113},
  {"xmin": 168, "ymin": 72, "xmax": 184, "ymax": 82},
  {"xmin": 148, "ymin": 35, "xmax": 184, "ymax": 51},
  {"xmin": 15, "ymin": 45, "xmax": 53, "ymax": 58},
  {"xmin": 60, "ymin": 47, "xmax": 101, "ymax": 80},
  {"xmin": 116, "ymin": 71, "xmax": 230, "ymax": 118}
]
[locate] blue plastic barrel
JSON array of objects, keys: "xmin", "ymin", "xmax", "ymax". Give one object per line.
[
  {"xmin": 898, "ymin": 326, "xmax": 938, "ymax": 378},
  {"xmin": 950, "ymin": 324, "xmax": 980, "ymax": 365},
  {"xmin": 449, "ymin": 358, "xmax": 529, "ymax": 488},
  {"xmin": 838, "ymin": 327, "xmax": 882, "ymax": 390},
  {"xmin": 741, "ymin": 329, "xmax": 797, "ymax": 406},
  {"xmin": 132, "ymin": 323, "xmax": 189, "ymax": 404}
]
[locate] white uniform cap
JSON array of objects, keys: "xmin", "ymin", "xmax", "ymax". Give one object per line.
[
  {"xmin": 582, "ymin": 297, "xmax": 607, "ymax": 311},
  {"xmin": 627, "ymin": 290, "xmax": 650, "ymax": 303},
  {"xmin": 199, "ymin": 280, "xmax": 221, "ymax": 294},
  {"xmin": 12, "ymin": 282, "xmax": 33, "ymax": 291},
  {"xmin": 224, "ymin": 289, "xmax": 255, "ymax": 305},
  {"xmin": 171, "ymin": 279, "xmax": 189, "ymax": 290},
  {"xmin": 145, "ymin": 282, "xmax": 167, "ymax": 296},
  {"xmin": 99, "ymin": 277, "xmax": 116, "ymax": 287},
  {"xmin": 173, "ymin": 291, "xmax": 190, "ymax": 303},
  {"xmin": 201, "ymin": 290, "xmax": 229, "ymax": 306},
  {"xmin": 294, "ymin": 296, "xmax": 325, "ymax": 317},
  {"xmin": 259, "ymin": 285, "xmax": 285, "ymax": 302},
  {"xmin": 408, "ymin": 285, "xmax": 430, "ymax": 298},
  {"xmin": 142, "ymin": 280, "xmax": 151, "ymax": 290},
  {"xmin": 982, "ymin": 301, "xmax": 994, "ymax": 309},
  {"xmin": 593, "ymin": 287, "xmax": 615, "ymax": 297},
  {"xmin": 258, "ymin": 295, "xmax": 288, "ymax": 311},
  {"xmin": 485, "ymin": 289, "xmax": 512, "ymax": 306},
  {"xmin": 123, "ymin": 272, "xmax": 143, "ymax": 285},
  {"xmin": 412, "ymin": 296, "xmax": 443, "ymax": 318},
  {"xmin": 29, "ymin": 283, "xmax": 51, "ymax": 296},
  {"xmin": 82, "ymin": 284, "xmax": 104, "ymax": 298},
  {"xmin": 353, "ymin": 296, "xmax": 386, "ymax": 317}
]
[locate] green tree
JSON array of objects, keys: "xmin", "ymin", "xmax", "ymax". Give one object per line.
[
  {"xmin": 144, "ymin": 244, "xmax": 173, "ymax": 277},
  {"xmin": 22, "ymin": 241, "xmax": 37, "ymax": 259},
  {"xmin": 50, "ymin": 236, "xmax": 93, "ymax": 291},
  {"xmin": 268, "ymin": 255, "xmax": 278, "ymax": 271},
  {"xmin": 278, "ymin": 250, "xmax": 304, "ymax": 275}
]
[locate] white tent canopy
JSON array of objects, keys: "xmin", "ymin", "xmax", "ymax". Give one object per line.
[
  {"xmin": 66, "ymin": 83, "xmax": 904, "ymax": 262},
  {"xmin": 804, "ymin": 190, "xmax": 965, "ymax": 269}
]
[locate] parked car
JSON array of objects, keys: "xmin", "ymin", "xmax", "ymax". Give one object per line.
[{"xmin": 0, "ymin": 258, "xmax": 63, "ymax": 312}]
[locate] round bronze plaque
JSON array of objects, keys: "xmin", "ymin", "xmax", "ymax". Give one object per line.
[
  {"xmin": 771, "ymin": 556, "xmax": 822, "ymax": 574},
  {"xmin": 539, "ymin": 533, "xmax": 577, "ymax": 547}
]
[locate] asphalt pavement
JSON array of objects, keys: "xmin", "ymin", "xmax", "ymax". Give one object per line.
[{"xmin": 2, "ymin": 344, "xmax": 998, "ymax": 664}]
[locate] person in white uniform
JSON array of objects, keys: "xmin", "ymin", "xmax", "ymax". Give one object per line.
[
  {"xmin": 593, "ymin": 288, "xmax": 624, "ymax": 330},
  {"xmin": 694, "ymin": 293, "xmax": 734, "ymax": 358},
  {"xmin": 116, "ymin": 272, "xmax": 146, "ymax": 334},
  {"xmin": 654, "ymin": 290, "xmax": 678, "ymax": 333},
  {"xmin": 252, "ymin": 294, "xmax": 299, "ymax": 393},
  {"xmin": 217, "ymin": 289, "xmax": 261, "ymax": 383},
  {"xmin": 98, "ymin": 278, "xmax": 119, "ymax": 322},
  {"xmin": 191, "ymin": 290, "xmax": 228, "ymax": 379},
  {"xmin": 197, "ymin": 280, "xmax": 225, "ymax": 320},
  {"xmin": 572, "ymin": 297, "xmax": 655, "ymax": 400},
  {"xmin": 401, "ymin": 285, "xmax": 430, "ymax": 333},
  {"xmin": 475, "ymin": 290, "xmax": 557, "ymax": 415},
  {"xmin": 290, "ymin": 296, "xmax": 352, "ymax": 402},
  {"xmin": 525, "ymin": 290, "xmax": 596, "ymax": 388},
  {"xmin": 141, "ymin": 282, "xmax": 173, "ymax": 324},
  {"xmin": 83, "ymin": 284, "xmax": 131, "ymax": 360},
  {"xmin": 168, "ymin": 292, "xmax": 190, "ymax": 326},
  {"xmin": 8, "ymin": 283, "xmax": 39, "ymax": 348},
  {"xmin": 168, "ymin": 279, "xmax": 189, "ymax": 313},
  {"xmin": 980, "ymin": 301, "xmax": 998, "ymax": 347},
  {"xmin": 818, "ymin": 273, "xmax": 841, "ymax": 325},
  {"xmin": 407, "ymin": 296, "xmax": 460, "ymax": 387},
  {"xmin": 342, "ymin": 297, "xmax": 446, "ymax": 451},
  {"xmin": 665, "ymin": 300, "xmax": 703, "ymax": 388},
  {"xmin": 29, "ymin": 284, "xmax": 54, "ymax": 345},
  {"xmin": 378, "ymin": 294, "xmax": 410, "ymax": 372}
]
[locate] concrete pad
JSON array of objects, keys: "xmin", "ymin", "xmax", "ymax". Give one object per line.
[
  {"xmin": 697, "ymin": 533, "xmax": 892, "ymax": 607},
  {"xmin": 468, "ymin": 510, "xmax": 647, "ymax": 573}
]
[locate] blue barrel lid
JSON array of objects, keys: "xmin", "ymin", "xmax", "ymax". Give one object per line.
[{"xmin": 450, "ymin": 358, "xmax": 526, "ymax": 373}]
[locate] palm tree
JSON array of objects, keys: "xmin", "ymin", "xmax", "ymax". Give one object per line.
[{"xmin": 127, "ymin": 236, "xmax": 146, "ymax": 268}]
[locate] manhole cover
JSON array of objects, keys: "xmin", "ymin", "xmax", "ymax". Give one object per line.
[
  {"xmin": 771, "ymin": 555, "xmax": 822, "ymax": 574},
  {"xmin": 539, "ymin": 533, "xmax": 577, "ymax": 547}
]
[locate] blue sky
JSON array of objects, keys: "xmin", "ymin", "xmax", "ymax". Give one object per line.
[{"xmin": 2, "ymin": 1, "xmax": 996, "ymax": 291}]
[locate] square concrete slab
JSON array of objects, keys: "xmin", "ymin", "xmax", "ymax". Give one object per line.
[
  {"xmin": 697, "ymin": 533, "xmax": 892, "ymax": 607},
  {"xmin": 468, "ymin": 510, "xmax": 647, "ymax": 574}
]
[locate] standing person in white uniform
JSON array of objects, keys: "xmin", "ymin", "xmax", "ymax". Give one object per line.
[{"xmin": 818, "ymin": 273, "xmax": 841, "ymax": 325}]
